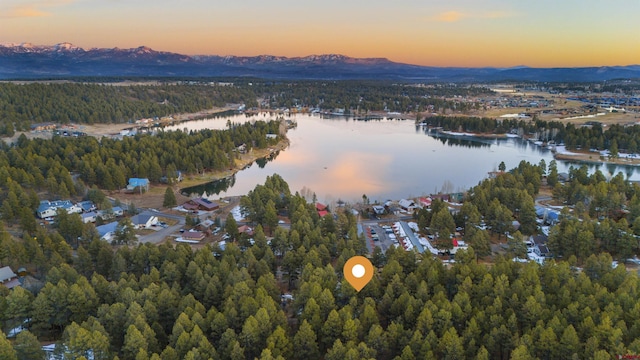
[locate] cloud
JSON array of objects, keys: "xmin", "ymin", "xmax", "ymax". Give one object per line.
[
  {"xmin": 436, "ymin": 11, "xmax": 466, "ymax": 22},
  {"xmin": 433, "ymin": 10, "xmax": 516, "ymax": 22},
  {"xmin": 1, "ymin": 0, "xmax": 75, "ymax": 18}
]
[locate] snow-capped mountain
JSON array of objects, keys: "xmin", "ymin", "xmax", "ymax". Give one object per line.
[{"xmin": 1, "ymin": 42, "xmax": 639, "ymax": 81}]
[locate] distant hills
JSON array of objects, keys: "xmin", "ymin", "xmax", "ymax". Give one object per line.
[{"xmin": 1, "ymin": 42, "xmax": 639, "ymax": 82}]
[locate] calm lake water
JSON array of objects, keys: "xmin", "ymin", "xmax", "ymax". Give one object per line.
[{"xmin": 175, "ymin": 113, "xmax": 640, "ymax": 204}]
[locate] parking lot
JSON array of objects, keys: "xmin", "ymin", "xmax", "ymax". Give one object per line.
[{"xmin": 364, "ymin": 223, "xmax": 399, "ymax": 253}]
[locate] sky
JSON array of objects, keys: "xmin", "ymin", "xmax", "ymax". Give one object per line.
[{"xmin": 1, "ymin": 0, "xmax": 639, "ymax": 67}]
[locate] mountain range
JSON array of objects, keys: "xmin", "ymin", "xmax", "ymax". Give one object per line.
[{"xmin": 1, "ymin": 42, "xmax": 639, "ymax": 82}]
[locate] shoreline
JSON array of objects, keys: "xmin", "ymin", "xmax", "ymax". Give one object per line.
[
  {"xmin": 553, "ymin": 151, "xmax": 640, "ymax": 167},
  {"xmin": 110, "ymin": 137, "xmax": 290, "ymax": 209}
]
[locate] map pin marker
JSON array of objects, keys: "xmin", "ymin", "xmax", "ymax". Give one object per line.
[{"xmin": 344, "ymin": 256, "xmax": 374, "ymax": 292}]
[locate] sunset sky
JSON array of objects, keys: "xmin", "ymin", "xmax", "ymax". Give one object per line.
[{"xmin": 1, "ymin": 0, "xmax": 638, "ymax": 67}]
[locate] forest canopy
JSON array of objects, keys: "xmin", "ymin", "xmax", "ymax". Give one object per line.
[{"xmin": 2, "ymin": 174, "xmax": 640, "ymax": 359}]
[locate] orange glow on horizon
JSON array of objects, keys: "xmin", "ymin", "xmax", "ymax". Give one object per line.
[{"xmin": 2, "ymin": 0, "xmax": 638, "ymax": 69}]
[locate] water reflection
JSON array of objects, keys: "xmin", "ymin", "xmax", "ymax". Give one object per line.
[
  {"xmin": 183, "ymin": 175, "xmax": 237, "ymax": 197},
  {"xmin": 175, "ymin": 112, "xmax": 640, "ymax": 202},
  {"xmin": 183, "ymin": 150, "xmax": 281, "ymax": 196}
]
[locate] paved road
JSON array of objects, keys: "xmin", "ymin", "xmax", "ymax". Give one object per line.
[
  {"xmin": 137, "ymin": 210, "xmax": 186, "ymax": 244},
  {"xmin": 139, "ymin": 223, "xmax": 184, "ymax": 244},
  {"xmin": 139, "ymin": 196, "xmax": 241, "ymax": 244}
]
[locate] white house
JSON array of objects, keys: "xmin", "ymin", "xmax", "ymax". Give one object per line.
[
  {"xmin": 37, "ymin": 200, "xmax": 82, "ymax": 219},
  {"xmin": 131, "ymin": 213, "xmax": 158, "ymax": 229},
  {"xmin": 111, "ymin": 206, "xmax": 124, "ymax": 217},
  {"xmin": 81, "ymin": 211, "xmax": 97, "ymax": 224},
  {"xmin": 372, "ymin": 205, "xmax": 386, "ymax": 215},
  {"xmin": 0, "ymin": 266, "xmax": 20, "ymax": 289},
  {"xmin": 398, "ymin": 199, "xmax": 417, "ymax": 212},
  {"xmin": 96, "ymin": 221, "xmax": 118, "ymax": 242}
]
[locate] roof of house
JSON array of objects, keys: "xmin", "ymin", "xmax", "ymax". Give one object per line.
[
  {"xmin": 193, "ymin": 198, "xmax": 219, "ymax": 210},
  {"xmin": 112, "ymin": 206, "xmax": 124, "ymax": 213},
  {"xmin": 318, "ymin": 210, "xmax": 329, "ymax": 217},
  {"xmin": 183, "ymin": 203, "xmax": 199, "ymax": 210},
  {"xmin": 128, "ymin": 178, "xmax": 149, "ymax": 187},
  {"xmin": 0, "ymin": 266, "xmax": 17, "ymax": 283},
  {"xmin": 131, "ymin": 214, "xmax": 155, "ymax": 225},
  {"xmin": 537, "ymin": 244, "xmax": 550, "ymax": 254},
  {"xmin": 201, "ymin": 219, "xmax": 215, "ymax": 228},
  {"xmin": 81, "ymin": 211, "xmax": 97, "ymax": 220},
  {"xmin": 419, "ymin": 197, "xmax": 432, "ymax": 206},
  {"xmin": 37, "ymin": 200, "xmax": 74, "ymax": 213},
  {"xmin": 78, "ymin": 201, "xmax": 95, "ymax": 212},
  {"xmin": 96, "ymin": 221, "xmax": 118, "ymax": 237},
  {"xmin": 183, "ymin": 231, "xmax": 205, "ymax": 240},
  {"xmin": 2, "ymin": 278, "xmax": 20, "ymax": 289},
  {"xmin": 399, "ymin": 199, "xmax": 416, "ymax": 208},
  {"xmin": 531, "ymin": 234, "xmax": 548, "ymax": 245},
  {"xmin": 316, "ymin": 203, "xmax": 327, "ymax": 211}
]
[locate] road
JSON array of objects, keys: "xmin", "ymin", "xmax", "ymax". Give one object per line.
[{"xmin": 138, "ymin": 197, "xmax": 241, "ymax": 244}]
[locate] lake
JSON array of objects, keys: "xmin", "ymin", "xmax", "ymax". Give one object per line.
[{"xmin": 175, "ymin": 113, "xmax": 640, "ymax": 204}]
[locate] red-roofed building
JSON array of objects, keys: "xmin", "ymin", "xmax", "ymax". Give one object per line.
[
  {"xmin": 189, "ymin": 198, "xmax": 220, "ymax": 211},
  {"xmin": 316, "ymin": 203, "xmax": 329, "ymax": 217},
  {"xmin": 419, "ymin": 197, "xmax": 432, "ymax": 208},
  {"xmin": 183, "ymin": 203, "xmax": 199, "ymax": 211},
  {"xmin": 183, "ymin": 198, "xmax": 220, "ymax": 212}
]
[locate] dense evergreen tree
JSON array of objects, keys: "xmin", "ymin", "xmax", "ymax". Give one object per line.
[{"xmin": 163, "ymin": 187, "xmax": 177, "ymax": 208}]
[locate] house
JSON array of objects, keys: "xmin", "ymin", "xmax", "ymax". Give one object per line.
[
  {"xmin": 430, "ymin": 193, "xmax": 451, "ymax": 202},
  {"xmin": 37, "ymin": 201, "xmax": 57, "ymax": 219},
  {"xmin": 0, "ymin": 266, "xmax": 20, "ymax": 289},
  {"xmin": 78, "ymin": 201, "xmax": 96, "ymax": 213},
  {"xmin": 527, "ymin": 234, "xmax": 551, "ymax": 259},
  {"xmin": 449, "ymin": 239, "xmax": 469, "ymax": 255},
  {"xmin": 130, "ymin": 214, "xmax": 158, "ymax": 229},
  {"xmin": 81, "ymin": 211, "xmax": 98, "ymax": 224},
  {"xmin": 236, "ymin": 144, "xmax": 247, "ymax": 154},
  {"xmin": 557, "ymin": 172, "xmax": 570, "ymax": 183},
  {"xmin": 316, "ymin": 203, "xmax": 329, "ymax": 217},
  {"xmin": 200, "ymin": 219, "xmax": 215, "ymax": 229},
  {"xmin": 372, "ymin": 205, "xmax": 386, "ymax": 215},
  {"xmin": 183, "ymin": 202, "xmax": 200, "ymax": 211},
  {"xmin": 182, "ymin": 231, "xmax": 206, "ymax": 242},
  {"xmin": 42, "ymin": 344, "xmax": 94, "ymax": 360},
  {"xmin": 419, "ymin": 197, "xmax": 432, "ymax": 208},
  {"xmin": 238, "ymin": 225, "xmax": 254, "ymax": 236},
  {"xmin": 398, "ymin": 199, "xmax": 417, "ymax": 212},
  {"xmin": 98, "ymin": 206, "xmax": 124, "ymax": 220},
  {"xmin": 534, "ymin": 244, "xmax": 551, "ymax": 258},
  {"xmin": 96, "ymin": 221, "xmax": 118, "ymax": 241},
  {"xmin": 58, "ymin": 201, "xmax": 82, "ymax": 215},
  {"xmin": 37, "ymin": 200, "xmax": 82, "ymax": 219},
  {"xmin": 191, "ymin": 198, "xmax": 220, "ymax": 211},
  {"xmin": 127, "ymin": 178, "xmax": 150, "ymax": 192}
]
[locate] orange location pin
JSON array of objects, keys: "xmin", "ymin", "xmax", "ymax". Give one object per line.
[{"xmin": 344, "ymin": 256, "xmax": 374, "ymax": 292}]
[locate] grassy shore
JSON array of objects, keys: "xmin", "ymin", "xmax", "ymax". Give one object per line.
[{"xmin": 554, "ymin": 151, "xmax": 640, "ymax": 166}]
